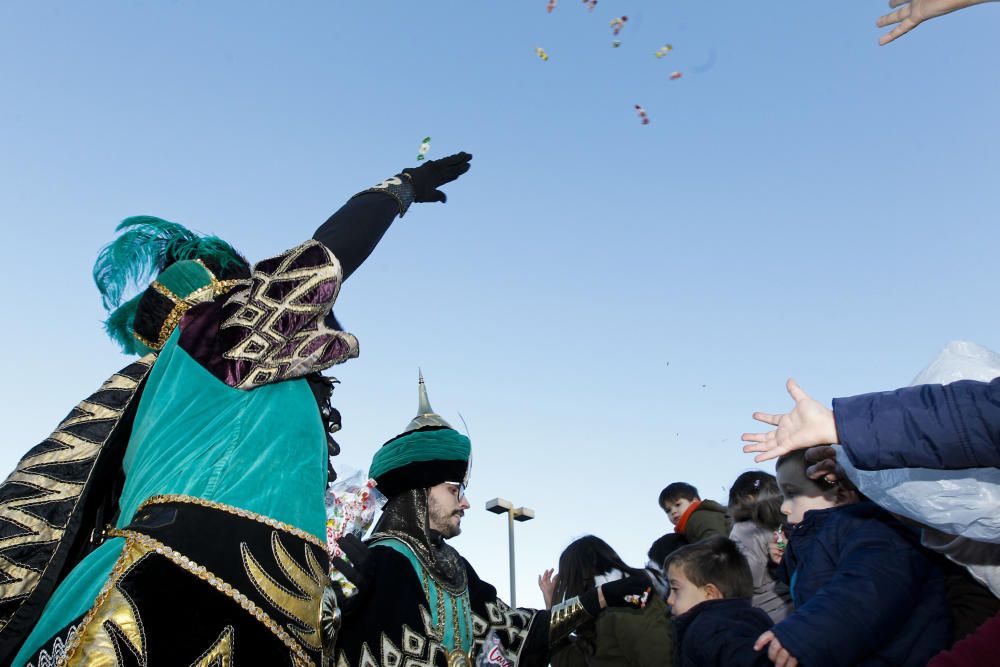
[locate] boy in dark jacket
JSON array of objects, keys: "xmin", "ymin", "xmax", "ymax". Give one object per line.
[
  {"xmin": 755, "ymin": 450, "xmax": 952, "ymax": 667},
  {"xmin": 659, "ymin": 482, "xmax": 731, "ymax": 543},
  {"xmin": 665, "ymin": 536, "xmax": 773, "ymax": 666}
]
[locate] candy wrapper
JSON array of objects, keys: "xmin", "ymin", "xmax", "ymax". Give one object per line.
[
  {"xmin": 774, "ymin": 527, "xmax": 787, "ymax": 550},
  {"xmin": 325, "ymin": 467, "xmax": 385, "ymax": 595},
  {"xmin": 476, "ymin": 632, "xmax": 512, "ymax": 667}
]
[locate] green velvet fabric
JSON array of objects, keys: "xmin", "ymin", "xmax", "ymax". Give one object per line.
[
  {"xmin": 375, "ymin": 538, "xmax": 474, "ymax": 654},
  {"xmin": 369, "ymin": 428, "xmax": 471, "ymax": 481},
  {"xmin": 117, "ymin": 328, "xmax": 328, "ymax": 536},
  {"xmin": 154, "ymin": 259, "xmax": 214, "ymax": 297},
  {"xmin": 12, "ymin": 328, "xmax": 328, "ymax": 666},
  {"xmin": 12, "ymin": 540, "xmax": 124, "ymax": 667}
]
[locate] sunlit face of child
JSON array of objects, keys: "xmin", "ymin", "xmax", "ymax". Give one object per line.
[
  {"xmin": 664, "ymin": 497, "xmax": 694, "ymax": 525},
  {"xmin": 666, "ymin": 563, "xmax": 719, "ymax": 616},
  {"xmin": 776, "ymin": 457, "xmax": 841, "ymax": 525}
]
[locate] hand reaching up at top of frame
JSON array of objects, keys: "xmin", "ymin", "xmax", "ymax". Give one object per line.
[{"xmin": 877, "ymin": 0, "xmax": 998, "ymax": 46}]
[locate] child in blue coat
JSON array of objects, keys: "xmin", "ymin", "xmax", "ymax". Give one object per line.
[
  {"xmin": 755, "ymin": 450, "xmax": 952, "ymax": 667},
  {"xmin": 666, "ymin": 536, "xmax": 774, "ymax": 666}
]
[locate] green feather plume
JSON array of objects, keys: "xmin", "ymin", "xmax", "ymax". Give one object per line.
[
  {"xmin": 93, "ymin": 215, "xmax": 245, "ymax": 311},
  {"xmin": 103, "ymin": 292, "xmax": 147, "ymax": 355}
]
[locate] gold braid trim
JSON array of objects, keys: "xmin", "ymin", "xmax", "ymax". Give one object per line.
[
  {"xmin": 548, "ymin": 596, "xmax": 592, "ymax": 647},
  {"xmin": 132, "ymin": 259, "xmax": 242, "ymax": 351},
  {"xmin": 108, "ymin": 529, "xmax": 316, "ymax": 667},
  {"xmin": 134, "ymin": 494, "xmax": 326, "ymax": 550},
  {"xmin": 58, "ymin": 537, "xmax": 144, "ymax": 666}
]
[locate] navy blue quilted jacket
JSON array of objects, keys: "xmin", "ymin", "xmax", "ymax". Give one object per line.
[
  {"xmin": 672, "ymin": 598, "xmax": 773, "ymax": 667},
  {"xmin": 773, "ymin": 502, "xmax": 952, "ymax": 666},
  {"xmin": 834, "ymin": 378, "xmax": 1000, "ymax": 470}
]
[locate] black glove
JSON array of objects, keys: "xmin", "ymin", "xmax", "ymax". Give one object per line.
[
  {"xmin": 331, "ymin": 534, "xmax": 371, "ymax": 615},
  {"xmin": 402, "ymin": 151, "xmax": 473, "ymax": 203},
  {"xmin": 599, "ymin": 575, "xmax": 653, "ymax": 610}
]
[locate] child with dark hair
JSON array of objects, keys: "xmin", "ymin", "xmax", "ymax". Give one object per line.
[
  {"xmin": 727, "ymin": 471, "xmax": 793, "ymax": 622},
  {"xmin": 646, "ymin": 533, "xmax": 687, "ymax": 600},
  {"xmin": 755, "ymin": 450, "xmax": 952, "ymax": 666},
  {"xmin": 658, "ymin": 482, "xmax": 730, "ymax": 543},
  {"xmin": 539, "ymin": 535, "xmax": 673, "ymax": 667},
  {"xmin": 665, "ymin": 536, "xmax": 773, "ymax": 666}
]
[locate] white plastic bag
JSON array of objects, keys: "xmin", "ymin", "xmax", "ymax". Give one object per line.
[
  {"xmin": 325, "ymin": 465, "xmax": 384, "ymax": 596},
  {"xmin": 839, "ymin": 341, "xmax": 1000, "ymax": 544},
  {"xmin": 841, "ymin": 341, "xmax": 1000, "ymax": 543},
  {"xmin": 837, "ymin": 341, "xmax": 1000, "ymax": 592},
  {"xmin": 838, "ymin": 446, "xmax": 1000, "ymax": 543}
]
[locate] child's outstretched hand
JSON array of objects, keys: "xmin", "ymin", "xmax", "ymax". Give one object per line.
[
  {"xmin": 537, "ymin": 568, "xmax": 558, "ymax": 609},
  {"xmin": 755, "ymin": 630, "xmax": 799, "ymax": 667},
  {"xmin": 877, "ymin": 0, "xmax": 998, "ymax": 46}
]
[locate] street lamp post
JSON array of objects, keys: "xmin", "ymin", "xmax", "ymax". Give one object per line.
[{"xmin": 485, "ymin": 497, "xmax": 535, "ymax": 607}]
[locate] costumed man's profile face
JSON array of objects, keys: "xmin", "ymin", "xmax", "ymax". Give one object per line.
[{"xmin": 427, "ymin": 482, "xmax": 470, "ymax": 539}]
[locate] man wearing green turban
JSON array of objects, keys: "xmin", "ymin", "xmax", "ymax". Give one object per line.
[
  {"xmin": 333, "ymin": 376, "xmax": 652, "ymax": 667},
  {"xmin": 0, "ymin": 153, "xmax": 473, "ymax": 667}
]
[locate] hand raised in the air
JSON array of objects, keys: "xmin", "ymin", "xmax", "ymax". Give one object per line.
[
  {"xmin": 741, "ymin": 379, "xmax": 838, "ymax": 463},
  {"xmin": 876, "ymin": 0, "xmax": 998, "ymax": 46},
  {"xmin": 402, "ymin": 151, "xmax": 473, "ymax": 203}
]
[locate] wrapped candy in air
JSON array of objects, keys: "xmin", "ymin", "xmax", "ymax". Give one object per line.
[{"xmin": 416, "ymin": 136, "xmax": 431, "ymax": 161}]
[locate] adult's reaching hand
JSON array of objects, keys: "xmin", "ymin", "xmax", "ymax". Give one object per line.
[
  {"xmin": 876, "ymin": 0, "xmax": 998, "ymax": 46},
  {"xmin": 804, "ymin": 445, "xmax": 842, "ymax": 483},
  {"xmin": 742, "ymin": 379, "xmax": 839, "ymax": 463}
]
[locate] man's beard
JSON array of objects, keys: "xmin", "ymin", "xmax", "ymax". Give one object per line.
[{"xmin": 428, "ymin": 495, "xmax": 463, "ymax": 539}]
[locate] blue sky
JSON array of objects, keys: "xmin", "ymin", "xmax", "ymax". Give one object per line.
[{"xmin": 2, "ymin": 1, "xmax": 999, "ymax": 607}]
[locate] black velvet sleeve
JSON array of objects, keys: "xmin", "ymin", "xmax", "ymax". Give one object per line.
[
  {"xmin": 518, "ymin": 609, "xmax": 552, "ymax": 666},
  {"xmin": 312, "ymin": 192, "xmax": 401, "ymax": 282},
  {"xmin": 465, "ymin": 560, "xmax": 550, "ymax": 666}
]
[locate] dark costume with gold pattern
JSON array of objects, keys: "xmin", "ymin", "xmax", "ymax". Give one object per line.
[
  {"xmin": 334, "ymin": 380, "xmax": 596, "ymax": 667},
  {"xmin": 0, "ymin": 170, "xmax": 436, "ymax": 667}
]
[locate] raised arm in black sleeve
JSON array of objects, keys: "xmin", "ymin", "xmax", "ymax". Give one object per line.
[
  {"xmin": 312, "ymin": 152, "xmax": 473, "ymax": 282},
  {"xmin": 312, "ymin": 191, "xmax": 403, "ymax": 282}
]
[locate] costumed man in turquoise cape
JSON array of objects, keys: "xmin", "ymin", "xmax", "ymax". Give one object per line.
[
  {"xmin": 0, "ymin": 152, "xmax": 473, "ymax": 667},
  {"xmin": 332, "ymin": 376, "xmax": 652, "ymax": 667}
]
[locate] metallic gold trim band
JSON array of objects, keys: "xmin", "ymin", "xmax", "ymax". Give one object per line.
[
  {"xmin": 57, "ymin": 536, "xmax": 142, "ymax": 666},
  {"xmin": 548, "ymin": 596, "xmax": 592, "ymax": 647},
  {"xmin": 132, "ymin": 260, "xmax": 242, "ymax": 351},
  {"xmin": 134, "ymin": 494, "xmax": 326, "ymax": 550},
  {"xmin": 108, "ymin": 529, "xmax": 315, "ymax": 666}
]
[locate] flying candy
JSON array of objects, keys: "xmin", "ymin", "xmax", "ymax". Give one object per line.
[
  {"xmin": 546, "ymin": 0, "xmax": 556, "ymax": 12},
  {"xmin": 634, "ymin": 104, "xmax": 650, "ymax": 125},
  {"xmin": 670, "ymin": 71, "xmax": 683, "ymax": 80},
  {"xmin": 416, "ymin": 136, "xmax": 431, "ymax": 161},
  {"xmin": 536, "ymin": 47, "xmax": 549, "ymax": 61},
  {"xmin": 582, "ymin": 0, "xmax": 597, "ymax": 11},
  {"xmin": 655, "ymin": 44, "xmax": 673, "ymax": 59},
  {"xmin": 609, "ymin": 16, "xmax": 628, "ymax": 36}
]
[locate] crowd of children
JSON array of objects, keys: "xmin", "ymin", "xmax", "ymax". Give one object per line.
[{"xmin": 538, "ymin": 368, "xmax": 1000, "ymax": 666}]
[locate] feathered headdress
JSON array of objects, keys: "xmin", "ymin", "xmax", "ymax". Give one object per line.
[{"xmin": 93, "ymin": 216, "xmax": 247, "ymax": 354}]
